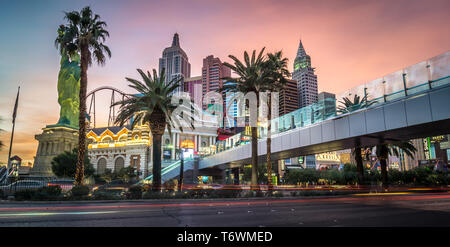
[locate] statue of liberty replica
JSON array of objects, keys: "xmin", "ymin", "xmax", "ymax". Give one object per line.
[
  {"xmin": 30, "ymin": 26, "xmax": 81, "ymax": 177},
  {"xmin": 55, "ymin": 35, "xmax": 81, "ymax": 128}
]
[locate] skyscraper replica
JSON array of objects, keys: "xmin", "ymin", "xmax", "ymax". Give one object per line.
[
  {"xmin": 159, "ymin": 33, "xmax": 191, "ymax": 95},
  {"xmin": 201, "ymin": 55, "xmax": 231, "ymax": 109},
  {"xmin": 279, "ymin": 79, "xmax": 299, "ymax": 116},
  {"xmin": 292, "ymin": 40, "xmax": 318, "ymax": 108}
]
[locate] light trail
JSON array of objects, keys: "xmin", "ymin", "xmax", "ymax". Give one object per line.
[
  {"xmin": 352, "ymin": 192, "xmax": 413, "ymax": 196},
  {"xmin": 0, "ymin": 193, "xmax": 449, "ymax": 213},
  {"xmin": 0, "ymin": 211, "xmax": 119, "ymax": 217}
]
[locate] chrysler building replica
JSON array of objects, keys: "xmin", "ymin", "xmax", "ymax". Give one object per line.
[{"xmin": 292, "ymin": 40, "xmax": 318, "ymax": 108}]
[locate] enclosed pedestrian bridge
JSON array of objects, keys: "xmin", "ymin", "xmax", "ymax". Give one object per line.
[
  {"xmin": 143, "ymin": 51, "xmax": 450, "ymax": 183},
  {"xmin": 199, "ymin": 51, "xmax": 450, "ymax": 168}
]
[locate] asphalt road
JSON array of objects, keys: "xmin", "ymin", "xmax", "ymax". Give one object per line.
[{"xmin": 0, "ymin": 192, "xmax": 450, "ymax": 227}]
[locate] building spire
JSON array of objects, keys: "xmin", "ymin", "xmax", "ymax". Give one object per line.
[
  {"xmin": 172, "ymin": 33, "xmax": 180, "ymax": 47},
  {"xmin": 297, "ymin": 39, "xmax": 307, "ymax": 58}
]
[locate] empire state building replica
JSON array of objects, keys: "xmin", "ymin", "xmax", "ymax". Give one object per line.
[{"xmin": 292, "ymin": 40, "xmax": 318, "ymax": 108}]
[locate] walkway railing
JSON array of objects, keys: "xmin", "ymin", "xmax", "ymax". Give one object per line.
[{"xmin": 141, "ymin": 158, "xmax": 195, "ymax": 183}]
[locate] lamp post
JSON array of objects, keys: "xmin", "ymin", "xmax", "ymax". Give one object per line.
[{"xmin": 178, "ymin": 148, "xmax": 184, "ymax": 192}]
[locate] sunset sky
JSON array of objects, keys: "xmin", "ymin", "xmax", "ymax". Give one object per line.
[{"xmin": 0, "ymin": 0, "xmax": 449, "ymax": 162}]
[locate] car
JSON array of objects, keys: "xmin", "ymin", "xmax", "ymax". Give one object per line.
[
  {"xmin": 91, "ymin": 180, "xmax": 130, "ymax": 199},
  {"xmin": 91, "ymin": 179, "xmax": 130, "ymax": 199},
  {"xmin": 0, "ymin": 180, "xmax": 47, "ymax": 197},
  {"xmin": 92, "ymin": 179, "xmax": 130, "ymax": 191},
  {"xmin": 92, "ymin": 187, "xmax": 128, "ymax": 199}
]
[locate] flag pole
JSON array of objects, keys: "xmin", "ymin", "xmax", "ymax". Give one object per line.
[{"xmin": 7, "ymin": 86, "xmax": 20, "ymax": 180}]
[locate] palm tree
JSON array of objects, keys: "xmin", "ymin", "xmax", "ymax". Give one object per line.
[
  {"xmin": 337, "ymin": 94, "xmax": 376, "ymax": 114},
  {"xmin": 262, "ymin": 51, "xmax": 290, "ymax": 189},
  {"xmin": 220, "ymin": 48, "xmax": 267, "ymax": 187},
  {"xmin": 114, "ymin": 68, "xmax": 193, "ymax": 192},
  {"xmin": 55, "ymin": 6, "xmax": 111, "ymax": 185},
  {"xmin": 337, "ymin": 93, "xmax": 377, "ymax": 185},
  {"xmin": 374, "ymin": 141, "xmax": 417, "ymax": 186}
]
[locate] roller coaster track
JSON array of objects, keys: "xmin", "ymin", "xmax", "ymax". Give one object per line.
[{"xmin": 86, "ymin": 86, "xmax": 132, "ymax": 128}]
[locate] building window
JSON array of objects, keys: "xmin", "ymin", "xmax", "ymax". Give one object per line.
[
  {"xmin": 97, "ymin": 158, "xmax": 107, "ymax": 175},
  {"xmin": 114, "ymin": 157, "xmax": 125, "ymax": 172}
]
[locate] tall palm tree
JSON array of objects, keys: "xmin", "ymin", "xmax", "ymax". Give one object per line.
[
  {"xmin": 262, "ymin": 51, "xmax": 290, "ymax": 188},
  {"xmin": 114, "ymin": 68, "xmax": 193, "ymax": 192},
  {"xmin": 55, "ymin": 6, "xmax": 111, "ymax": 185},
  {"xmin": 220, "ymin": 48, "xmax": 267, "ymax": 187},
  {"xmin": 375, "ymin": 141, "xmax": 417, "ymax": 186},
  {"xmin": 337, "ymin": 93, "xmax": 377, "ymax": 184}
]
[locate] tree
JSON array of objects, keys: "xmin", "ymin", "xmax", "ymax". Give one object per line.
[
  {"xmin": 243, "ymin": 163, "xmax": 268, "ymax": 185},
  {"xmin": 337, "ymin": 94, "xmax": 377, "ymax": 114},
  {"xmin": 374, "ymin": 141, "xmax": 417, "ymax": 186},
  {"xmin": 51, "ymin": 148, "xmax": 94, "ymax": 179},
  {"xmin": 220, "ymin": 48, "xmax": 267, "ymax": 187},
  {"xmin": 55, "ymin": 6, "xmax": 111, "ymax": 185},
  {"xmin": 262, "ymin": 51, "xmax": 290, "ymax": 189},
  {"xmin": 115, "ymin": 166, "xmax": 137, "ymax": 183},
  {"xmin": 337, "ymin": 93, "xmax": 377, "ymax": 185},
  {"xmin": 114, "ymin": 68, "xmax": 193, "ymax": 191}
]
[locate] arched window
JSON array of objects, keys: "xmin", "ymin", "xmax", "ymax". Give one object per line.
[
  {"xmin": 97, "ymin": 158, "xmax": 107, "ymax": 174},
  {"xmin": 87, "ymin": 137, "xmax": 96, "ymax": 145},
  {"xmin": 114, "ymin": 157, "xmax": 125, "ymax": 172},
  {"xmin": 118, "ymin": 135, "xmax": 127, "ymax": 142},
  {"xmin": 102, "ymin": 136, "xmax": 113, "ymax": 143}
]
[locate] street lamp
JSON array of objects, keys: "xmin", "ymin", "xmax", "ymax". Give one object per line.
[{"xmin": 178, "ymin": 148, "xmax": 185, "ymax": 192}]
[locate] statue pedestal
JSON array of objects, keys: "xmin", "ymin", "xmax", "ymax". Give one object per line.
[{"xmin": 30, "ymin": 125, "xmax": 79, "ymax": 177}]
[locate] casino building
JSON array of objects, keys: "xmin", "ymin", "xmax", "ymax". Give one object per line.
[{"xmin": 86, "ymin": 122, "xmax": 218, "ymax": 179}]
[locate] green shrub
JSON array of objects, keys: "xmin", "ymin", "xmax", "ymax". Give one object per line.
[
  {"xmin": 413, "ymin": 166, "xmax": 433, "ymax": 185},
  {"xmin": 34, "ymin": 186, "xmax": 62, "ymax": 200},
  {"xmin": 142, "ymin": 191, "xmax": 174, "ymax": 199},
  {"xmin": 272, "ymin": 191, "xmax": 284, "ymax": 197},
  {"xmin": 365, "ymin": 170, "xmax": 381, "ymax": 185},
  {"xmin": 13, "ymin": 186, "xmax": 63, "ymax": 201},
  {"xmin": 242, "ymin": 190, "xmax": 254, "ymax": 198},
  {"xmin": 285, "ymin": 169, "xmax": 320, "ymax": 185},
  {"xmin": 388, "ymin": 169, "xmax": 403, "ymax": 185},
  {"xmin": 163, "ymin": 180, "xmax": 176, "ymax": 192},
  {"xmin": 14, "ymin": 189, "xmax": 36, "ymax": 201},
  {"xmin": 70, "ymin": 185, "xmax": 90, "ymax": 199},
  {"xmin": 254, "ymin": 190, "xmax": 265, "ymax": 197},
  {"xmin": 215, "ymin": 188, "xmax": 242, "ymax": 198},
  {"xmin": 343, "ymin": 163, "xmax": 358, "ymax": 173},
  {"xmin": 92, "ymin": 191, "xmax": 123, "ymax": 200},
  {"xmin": 284, "ymin": 165, "xmax": 449, "ymax": 186},
  {"xmin": 127, "ymin": 185, "xmax": 143, "ymax": 199}
]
